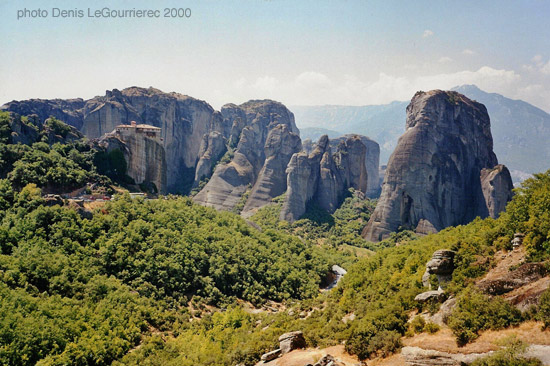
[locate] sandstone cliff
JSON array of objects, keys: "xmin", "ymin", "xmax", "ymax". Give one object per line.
[
  {"xmin": 330, "ymin": 135, "xmax": 380, "ymax": 197},
  {"xmin": 100, "ymin": 132, "xmax": 167, "ymax": 194},
  {"xmin": 362, "ymin": 90, "xmax": 514, "ymax": 242},
  {"xmin": 280, "ymin": 134, "xmax": 369, "ymax": 222},
  {"xmin": 193, "ymin": 100, "xmax": 299, "ymax": 212},
  {"xmin": 2, "ymin": 87, "xmax": 228, "ymax": 193}
]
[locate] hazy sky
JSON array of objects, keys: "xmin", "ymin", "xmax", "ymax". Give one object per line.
[{"xmin": 1, "ymin": 0, "xmax": 549, "ymax": 111}]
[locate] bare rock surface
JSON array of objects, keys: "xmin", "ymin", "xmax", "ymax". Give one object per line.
[
  {"xmin": 363, "ymin": 90, "xmax": 513, "ymax": 242},
  {"xmin": 279, "ymin": 331, "xmax": 307, "ymax": 354},
  {"xmin": 2, "ymin": 87, "xmax": 227, "ymax": 193},
  {"xmin": 100, "ymin": 133, "xmax": 167, "ymax": 194},
  {"xmin": 331, "ymin": 135, "xmax": 380, "ymax": 197},
  {"xmin": 281, "ymin": 135, "xmax": 369, "ymax": 222},
  {"xmin": 194, "ymin": 100, "xmax": 299, "ymax": 211}
]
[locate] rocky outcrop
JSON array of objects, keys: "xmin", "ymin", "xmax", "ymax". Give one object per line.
[
  {"xmin": 193, "ymin": 131, "xmax": 227, "ymax": 186},
  {"xmin": 401, "ymin": 346, "xmax": 492, "ymax": 365},
  {"xmin": 330, "ymin": 135, "xmax": 380, "ymax": 197},
  {"xmin": 241, "ymin": 124, "xmax": 302, "ymax": 217},
  {"xmin": 480, "ymin": 164, "xmax": 514, "ymax": 218},
  {"xmin": 278, "ymin": 331, "xmax": 306, "ymax": 354},
  {"xmin": 3, "ymin": 87, "xmax": 228, "ymax": 193},
  {"xmin": 1, "ymin": 98, "xmax": 85, "ymax": 130},
  {"xmin": 280, "ymin": 135, "xmax": 369, "ymax": 222},
  {"xmin": 417, "ymin": 250, "xmax": 455, "ymax": 303},
  {"xmin": 194, "ymin": 100, "xmax": 299, "ymax": 212},
  {"xmin": 83, "ymin": 88, "xmax": 226, "ymax": 192},
  {"xmin": 363, "ymin": 90, "xmax": 514, "ymax": 242},
  {"xmin": 477, "ymin": 262, "xmax": 547, "ymax": 296},
  {"xmin": 100, "ymin": 132, "xmax": 167, "ymax": 194}
]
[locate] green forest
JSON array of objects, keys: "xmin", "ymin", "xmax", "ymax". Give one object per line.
[{"xmin": 1, "ymin": 112, "xmax": 549, "ymax": 365}]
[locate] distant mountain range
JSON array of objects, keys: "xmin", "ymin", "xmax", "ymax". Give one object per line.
[{"xmin": 292, "ymin": 85, "xmax": 550, "ymax": 181}]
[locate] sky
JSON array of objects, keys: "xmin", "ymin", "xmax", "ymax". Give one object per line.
[{"xmin": 1, "ymin": 0, "xmax": 550, "ymax": 112}]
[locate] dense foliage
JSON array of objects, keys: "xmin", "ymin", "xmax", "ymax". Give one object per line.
[
  {"xmin": 1, "ymin": 110, "xmax": 550, "ymax": 365},
  {"xmin": 0, "ymin": 112, "xmax": 108, "ymax": 193},
  {"xmin": 0, "ymin": 180, "xmax": 348, "ymax": 364}
]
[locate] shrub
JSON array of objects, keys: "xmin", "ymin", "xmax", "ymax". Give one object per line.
[{"xmin": 448, "ymin": 288, "xmax": 523, "ymax": 345}]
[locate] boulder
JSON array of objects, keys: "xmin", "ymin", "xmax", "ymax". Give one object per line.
[
  {"xmin": 278, "ymin": 331, "xmax": 306, "ymax": 354},
  {"xmin": 414, "ymin": 290, "xmax": 446, "ymax": 303},
  {"xmin": 363, "ymin": 90, "xmax": 513, "ymax": 242},
  {"xmin": 313, "ymin": 354, "xmax": 340, "ymax": 366},
  {"xmin": 423, "ymin": 250, "xmax": 455, "ymax": 290},
  {"xmin": 260, "ymin": 349, "xmax": 281, "ymax": 362}
]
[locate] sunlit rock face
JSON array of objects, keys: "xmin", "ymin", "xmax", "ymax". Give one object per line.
[{"xmin": 363, "ymin": 90, "xmax": 513, "ymax": 242}]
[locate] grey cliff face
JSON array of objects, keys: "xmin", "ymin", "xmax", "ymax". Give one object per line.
[
  {"xmin": 330, "ymin": 135, "xmax": 380, "ymax": 197},
  {"xmin": 480, "ymin": 164, "xmax": 514, "ymax": 219},
  {"xmin": 193, "ymin": 100, "xmax": 299, "ymax": 212},
  {"xmin": 3, "ymin": 87, "xmax": 227, "ymax": 193},
  {"xmin": 100, "ymin": 133, "xmax": 167, "ymax": 194},
  {"xmin": 280, "ymin": 136, "xmax": 329, "ymax": 222},
  {"xmin": 82, "ymin": 87, "xmax": 227, "ymax": 193},
  {"xmin": 280, "ymin": 134, "xmax": 369, "ymax": 222},
  {"xmin": 193, "ymin": 131, "xmax": 227, "ymax": 187},
  {"xmin": 362, "ymin": 90, "xmax": 514, "ymax": 242},
  {"xmin": 241, "ymin": 124, "xmax": 302, "ymax": 217}
]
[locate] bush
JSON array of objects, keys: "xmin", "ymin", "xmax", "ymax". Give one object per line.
[
  {"xmin": 537, "ymin": 288, "xmax": 550, "ymax": 329},
  {"xmin": 471, "ymin": 336, "xmax": 542, "ymax": 366},
  {"xmin": 448, "ymin": 288, "xmax": 523, "ymax": 345}
]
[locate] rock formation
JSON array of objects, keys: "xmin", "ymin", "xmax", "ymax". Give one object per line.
[
  {"xmin": 193, "ymin": 100, "xmax": 299, "ymax": 212},
  {"xmin": 363, "ymin": 90, "xmax": 514, "ymax": 242},
  {"xmin": 330, "ymin": 135, "xmax": 380, "ymax": 197},
  {"xmin": 3, "ymin": 87, "xmax": 228, "ymax": 193},
  {"xmin": 480, "ymin": 165, "xmax": 514, "ymax": 218},
  {"xmin": 280, "ymin": 134, "xmax": 369, "ymax": 222},
  {"xmin": 278, "ymin": 331, "xmax": 306, "ymax": 354},
  {"xmin": 241, "ymin": 124, "xmax": 302, "ymax": 217},
  {"xmin": 99, "ymin": 124, "xmax": 167, "ymax": 194},
  {"xmin": 193, "ymin": 131, "xmax": 227, "ymax": 187},
  {"xmin": 416, "ymin": 249, "xmax": 455, "ymax": 303}
]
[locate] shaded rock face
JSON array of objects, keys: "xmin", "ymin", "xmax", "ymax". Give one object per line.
[
  {"xmin": 363, "ymin": 90, "xmax": 514, "ymax": 242},
  {"xmin": 330, "ymin": 134, "xmax": 380, "ymax": 197},
  {"xmin": 194, "ymin": 100, "xmax": 299, "ymax": 212},
  {"xmin": 83, "ymin": 88, "xmax": 226, "ymax": 192},
  {"xmin": 278, "ymin": 331, "xmax": 306, "ymax": 354},
  {"xmin": 241, "ymin": 124, "xmax": 302, "ymax": 217},
  {"xmin": 280, "ymin": 135, "xmax": 369, "ymax": 222},
  {"xmin": 3, "ymin": 87, "xmax": 227, "ymax": 193},
  {"xmin": 193, "ymin": 131, "xmax": 227, "ymax": 186},
  {"xmin": 480, "ymin": 164, "xmax": 514, "ymax": 218},
  {"xmin": 100, "ymin": 133, "xmax": 167, "ymax": 194}
]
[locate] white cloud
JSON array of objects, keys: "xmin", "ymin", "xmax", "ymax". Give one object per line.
[
  {"xmin": 438, "ymin": 56, "xmax": 453, "ymax": 63},
  {"xmin": 422, "ymin": 29, "xmax": 434, "ymax": 38},
  {"xmin": 541, "ymin": 60, "xmax": 550, "ymax": 75},
  {"xmin": 532, "ymin": 54, "xmax": 543, "ymax": 65},
  {"xmin": 221, "ymin": 64, "xmax": 550, "ymax": 113},
  {"xmin": 462, "ymin": 49, "xmax": 475, "ymax": 55}
]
